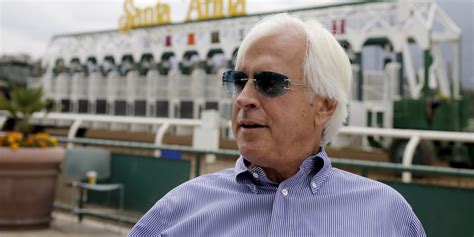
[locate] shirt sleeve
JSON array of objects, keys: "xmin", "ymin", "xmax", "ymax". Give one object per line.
[
  {"xmin": 393, "ymin": 194, "xmax": 426, "ymax": 237},
  {"xmin": 384, "ymin": 186, "xmax": 426, "ymax": 237},
  {"xmin": 407, "ymin": 215, "xmax": 426, "ymax": 237},
  {"xmin": 128, "ymin": 202, "xmax": 166, "ymax": 237}
]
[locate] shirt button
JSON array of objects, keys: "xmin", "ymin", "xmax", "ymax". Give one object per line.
[
  {"xmin": 252, "ymin": 172, "xmax": 259, "ymax": 179},
  {"xmin": 250, "ymin": 184, "xmax": 256, "ymax": 191},
  {"xmin": 281, "ymin": 188, "xmax": 289, "ymax": 196},
  {"xmin": 311, "ymin": 181, "xmax": 317, "ymax": 188}
]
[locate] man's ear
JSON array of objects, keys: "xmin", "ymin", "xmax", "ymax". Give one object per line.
[{"xmin": 313, "ymin": 96, "xmax": 337, "ymax": 127}]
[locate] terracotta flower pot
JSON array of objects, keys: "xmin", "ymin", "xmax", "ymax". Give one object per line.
[{"xmin": 0, "ymin": 147, "xmax": 64, "ymax": 229}]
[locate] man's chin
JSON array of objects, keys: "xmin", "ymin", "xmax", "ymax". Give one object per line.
[{"xmin": 238, "ymin": 145, "xmax": 265, "ymax": 163}]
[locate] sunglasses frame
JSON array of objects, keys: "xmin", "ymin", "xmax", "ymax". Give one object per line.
[{"xmin": 222, "ymin": 70, "xmax": 310, "ymax": 97}]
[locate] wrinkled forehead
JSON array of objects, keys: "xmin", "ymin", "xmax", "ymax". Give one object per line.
[
  {"xmin": 236, "ymin": 27, "xmax": 306, "ymax": 71},
  {"xmin": 236, "ymin": 28, "xmax": 306, "ymax": 77}
]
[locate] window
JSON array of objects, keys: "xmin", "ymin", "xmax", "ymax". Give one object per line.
[
  {"xmin": 187, "ymin": 33, "xmax": 195, "ymax": 45},
  {"xmin": 165, "ymin": 36, "xmax": 172, "ymax": 47},
  {"xmin": 211, "ymin": 31, "xmax": 220, "ymax": 43}
]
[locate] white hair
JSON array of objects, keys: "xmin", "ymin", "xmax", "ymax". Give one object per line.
[{"xmin": 235, "ymin": 13, "xmax": 352, "ymax": 145}]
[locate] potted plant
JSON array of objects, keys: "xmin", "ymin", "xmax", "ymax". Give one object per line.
[{"xmin": 0, "ymin": 86, "xmax": 64, "ymax": 229}]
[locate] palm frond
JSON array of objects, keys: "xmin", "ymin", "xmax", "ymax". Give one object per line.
[{"xmin": 0, "ymin": 86, "xmax": 55, "ymax": 133}]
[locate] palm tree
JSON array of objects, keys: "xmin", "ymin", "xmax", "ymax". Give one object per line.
[{"xmin": 0, "ymin": 86, "xmax": 54, "ymax": 135}]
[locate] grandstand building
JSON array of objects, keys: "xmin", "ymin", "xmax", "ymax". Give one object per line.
[{"xmin": 40, "ymin": 0, "xmax": 464, "ymax": 132}]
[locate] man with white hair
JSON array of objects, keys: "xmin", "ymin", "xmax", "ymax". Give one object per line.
[{"xmin": 129, "ymin": 13, "xmax": 425, "ymax": 236}]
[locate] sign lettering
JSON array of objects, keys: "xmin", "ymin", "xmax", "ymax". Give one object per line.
[
  {"xmin": 185, "ymin": 0, "xmax": 246, "ymax": 22},
  {"xmin": 119, "ymin": 0, "xmax": 171, "ymax": 32},
  {"xmin": 118, "ymin": 0, "xmax": 246, "ymax": 31}
]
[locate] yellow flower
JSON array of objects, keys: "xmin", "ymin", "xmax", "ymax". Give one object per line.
[
  {"xmin": 9, "ymin": 132, "xmax": 23, "ymax": 140},
  {"xmin": 35, "ymin": 133, "xmax": 49, "ymax": 140},
  {"xmin": 1, "ymin": 132, "xmax": 58, "ymax": 149},
  {"xmin": 26, "ymin": 137, "xmax": 34, "ymax": 145},
  {"xmin": 10, "ymin": 143, "xmax": 19, "ymax": 150},
  {"xmin": 7, "ymin": 136, "xmax": 16, "ymax": 144},
  {"xmin": 49, "ymin": 137, "xmax": 58, "ymax": 145}
]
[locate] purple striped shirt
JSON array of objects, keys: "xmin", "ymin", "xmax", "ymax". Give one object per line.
[{"xmin": 129, "ymin": 147, "xmax": 426, "ymax": 236}]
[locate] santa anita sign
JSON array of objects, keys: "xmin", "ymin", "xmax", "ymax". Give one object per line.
[{"xmin": 119, "ymin": 0, "xmax": 246, "ymax": 32}]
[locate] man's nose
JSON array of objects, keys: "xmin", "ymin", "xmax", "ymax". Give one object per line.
[{"xmin": 234, "ymin": 79, "xmax": 260, "ymax": 110}]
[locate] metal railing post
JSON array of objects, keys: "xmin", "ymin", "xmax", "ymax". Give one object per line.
[
  {"xmin": 154, "ymin": 122, "xmax": 170, "ymax": 157},
  {"xmin": 0, "ymin": 116, "xmax": 7, "ymax": 129},
  {"xmin": 67, "ymin": 118, "xmax": 83, "ymax": 149},
  {"xmin": 402, "ymin": 136, "xmax": 420, "ymax": 183}
]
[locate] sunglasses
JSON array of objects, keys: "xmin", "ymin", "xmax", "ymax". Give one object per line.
[{"xmin": 222, "ymin": 70, "xmax": 310, "ymax": 97}]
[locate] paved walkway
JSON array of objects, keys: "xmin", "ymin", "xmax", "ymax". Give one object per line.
[{"xmin": 0, "ymin": 212, "xmax": 130, "ymax": 237}]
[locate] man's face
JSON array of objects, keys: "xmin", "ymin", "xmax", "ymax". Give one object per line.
[{"xmin": 231, "ymin": 28, "xmax": 331, "ymax": 170}]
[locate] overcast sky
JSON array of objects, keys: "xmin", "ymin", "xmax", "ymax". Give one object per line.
[{"xmin": 0, "ymin": 0, "xmax": 338, "ymax": 58}]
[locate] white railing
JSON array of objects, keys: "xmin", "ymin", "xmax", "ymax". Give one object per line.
[
  {"xmin": 337, "ymin": 126, "xmax": 474, "ymax": 183},
  {"xmin": 23, "ymin": 112, "xmax": 201, "ymax": 155},
  {"xmin": 1, "ymin": 111, "xmax": 473, "ymax": 183},
  {"xmin": 222, "ymin": 120, "xmax": 474, "ymax": 183}
]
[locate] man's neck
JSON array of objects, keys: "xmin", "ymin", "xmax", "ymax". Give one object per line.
[
  {"xmin": 262, "ymin": 166, "xmax": 300, "ymax": 183},
  {"xmin": 248, "ymin": 147, "xmax": 320, "ymax": 183}
]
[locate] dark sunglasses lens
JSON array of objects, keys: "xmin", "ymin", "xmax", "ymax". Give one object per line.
[
  {"xmin": 223, "ymin": 71, "xmax": 247, "ymax": 94},
  {"xmin": 254, "ymin": 72, "xmax": 288, "ymax": 97}
]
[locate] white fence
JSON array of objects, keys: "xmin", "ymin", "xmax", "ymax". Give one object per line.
[{"xmin": 1, "ymin": 111, "xmax": 473, "ymax": 183}]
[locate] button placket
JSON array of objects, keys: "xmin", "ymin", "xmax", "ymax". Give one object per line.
[
  {"xmin": 247, "ymin": 184, "xmax": 258, "ymax": 194},
  {"xmin": 268, "ymin": 186, "xmax": 292, "ymax": 236}
]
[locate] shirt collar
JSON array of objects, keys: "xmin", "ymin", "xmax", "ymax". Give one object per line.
[
  {"xmin": 234, "ymin": 146, "xmax": 332, "ymax": 194},
  {"xmin": 308, "ymin": 147, "xmax": 332, "ymax": 194}
]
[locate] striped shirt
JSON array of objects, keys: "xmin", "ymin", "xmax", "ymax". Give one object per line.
[{"xmin": 129, "ymin": 147, "xmax": 426, "ymax": 237}]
